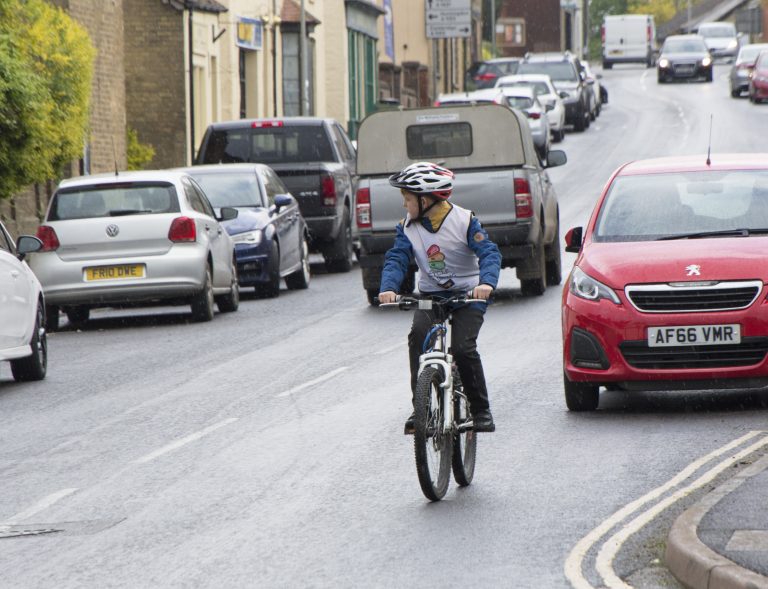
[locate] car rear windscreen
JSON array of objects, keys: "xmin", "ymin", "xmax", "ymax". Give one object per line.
[
  {"xmin": 200, "ymin": 126, "xmax": 334, "ymax": 164},
  {"xmin": 405, "ymin": 123, "xmax": 473, "ymax": 159},
  {"xmin": 49, "ymin": 182, "xmax": 180, "ymax": 221},
  {"xmin": 517, "ymin": 62, "xmax": 578, "ymax": 82},
  {"xmin": 191, "ymin": 173, "xmax": 264, "ymax": 208},
  {"xmin": 506, "ymin": 96, "xmax": 534, "ymax": 109}
]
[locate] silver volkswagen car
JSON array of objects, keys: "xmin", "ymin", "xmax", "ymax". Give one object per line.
[{"xmin": 29, "ymin": 170, "xmax": 240, "ymax": 330}]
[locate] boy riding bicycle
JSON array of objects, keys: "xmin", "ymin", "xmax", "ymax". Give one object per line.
[{"xmin": 378, "ymin": 162, "xmax": 502, "ymax": 433}]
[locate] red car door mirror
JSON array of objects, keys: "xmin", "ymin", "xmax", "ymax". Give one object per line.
[{"xmin": 565, "ymin": 227, "xmax": 583, "ymax": 253}]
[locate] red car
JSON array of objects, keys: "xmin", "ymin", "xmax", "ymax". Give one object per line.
[
  {"xmin": 562, "ymin": 154, "xmax": 768, "ymax": 411},
  {"xmin": 749, "ymin": 50, "xmax": 768, "ymax": 103}
]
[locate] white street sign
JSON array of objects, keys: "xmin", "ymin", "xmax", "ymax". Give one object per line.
[{"xmin": 426, "ymin": 0, "xmax": 471, "ymax": 38}]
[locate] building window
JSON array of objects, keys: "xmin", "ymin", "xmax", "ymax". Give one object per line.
[
  {"xmin": 239, "ymin": 49, "xmax": 246, "ymax": 118},
  {"xmin": 282, "ymin": 32, "xmax": 314, "ymax": 116}
]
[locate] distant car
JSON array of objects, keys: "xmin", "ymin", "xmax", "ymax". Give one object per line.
[
  {"xmin": 696, "ymin": 21, "xmax": 741, "ymax": 63},
  {"xmin": 748, "ymin": 51, "xmax": 768, "ymax": 103},
  {"xmin": 466, "ymin": 58, "xmax": 521, "ymax": 90},
  {"xmin": 657, "ymin": 34, "xmax": 713, "ymax": 83},
  {"xmin": 495, "ymin": 73, "xmax": 566, "ymax": 142},
  {"xmin": 518, "ymin": 52, "xmax": 592, "ymax": 132},
  {"xmin": 0, "ymin": 221, "xmax": 46, "ymax": 381},
  {"xmin": 179, "ymin": 164, "xmax": 311, "ymax": 297},
  {"xmin": 29, "ymin": 170, "xmax": 240, "ymax": 330},
  {"xmin": 581, "ymin": 62, "xmax": 605, "ymax": 118},
  {"xmin": 435, "ymin": 88, "xmax": 504, "ymax": 106},
  {"xmin": 730, "ymin": 44, "xmax": 768, "ymax": 97},
  {"xmin": 562, "ymin": 153, "xmax": 768, "ymax": 411},
  {"xmin": 498, "ymin": 86, "xmax": 551, "ymax": 159}
]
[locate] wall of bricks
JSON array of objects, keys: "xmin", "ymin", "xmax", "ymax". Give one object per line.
[{"xmin": 124, "ymin": 0, "xmax": 188, "ymax": 170}]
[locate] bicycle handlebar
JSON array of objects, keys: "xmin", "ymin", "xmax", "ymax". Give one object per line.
[{"xmin": 378, "ymin": 291, "xmax": 488, "ymax": 310}]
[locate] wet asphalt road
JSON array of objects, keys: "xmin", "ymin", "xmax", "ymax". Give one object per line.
[{"xmin": 2, "ymin": 62, "xmax": 768, "ymax": 588}]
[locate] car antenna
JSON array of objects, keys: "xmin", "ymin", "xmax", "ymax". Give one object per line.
[
  {"xmin": 112, "ymin": 136, "xmax": 119, "ymax": 176},
  {"xmin": 706, "ymin": 114, "xmax": 713, "ymax": 166}
]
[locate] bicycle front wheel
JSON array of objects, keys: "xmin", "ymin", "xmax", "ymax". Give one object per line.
[
  {"xmin": 414, "ymin": 366, "xmax": 453, "ymax": 501},
  {"xmin": 452, "ymin": 391, "xmax": 477, "ymax": 487}
]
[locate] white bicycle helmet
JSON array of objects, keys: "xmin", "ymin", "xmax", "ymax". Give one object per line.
[{"xmin": 388, "ymin": 161, "xmax": 454, "ymax": 199}]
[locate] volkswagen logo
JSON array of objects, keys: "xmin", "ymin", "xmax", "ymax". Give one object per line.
[
  {"xmin": 106, "ymin": 224, "xmax": 120, "ymax": 237},
  {"xmin": 685, "ymin": 264, "xmax": 701, "ymax": 276}
]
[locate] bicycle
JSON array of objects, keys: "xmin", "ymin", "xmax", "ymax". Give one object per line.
[{"xmin": 380, "ymin": 292, "xmax": 487, "ymax": 501}]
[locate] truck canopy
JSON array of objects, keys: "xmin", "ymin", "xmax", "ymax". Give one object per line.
[{"xmin": 356, "ymin": 104, "xmax": 530, "ymax": 176}]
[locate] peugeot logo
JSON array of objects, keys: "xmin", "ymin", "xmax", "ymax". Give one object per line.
[
  {"xmin": 106, "ymin": 224, "xmax": 120, "ymax": 237},
  {"xmin": 685, "ymin": 264, "xmax": 701, "ymax": 276}
]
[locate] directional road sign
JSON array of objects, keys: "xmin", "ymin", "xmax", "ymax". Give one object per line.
[{"xmin": 426, "ymin": 0, "xmax": 471, "ymax": 39}]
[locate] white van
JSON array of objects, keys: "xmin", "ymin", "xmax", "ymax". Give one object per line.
[{"xmin": 602, "ymin": 14, "xmax": 656, "ymax": 69}]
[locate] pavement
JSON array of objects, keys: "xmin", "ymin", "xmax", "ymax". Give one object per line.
[{"xmin": 666, "ymin": 451, "xmax": 768, "ymax": 589}]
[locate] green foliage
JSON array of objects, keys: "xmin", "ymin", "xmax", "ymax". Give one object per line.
[
  {"xmin": 127, "ymin": 127, "xmax": 155, "ymax": 171},
  {"xmin": 628, "ymin": 0, "xmax": 676, "ymax": 23},
  {"xmin": 0, "ymin": 0, "xmax": 95, "ymax": 200}
]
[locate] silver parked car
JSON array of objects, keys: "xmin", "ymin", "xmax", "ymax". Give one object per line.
[
  {"xmin": 730, "ymin": 43, "xmax": 768, "ymax": 97},
  {"xmin": 495, "ymin": 73, "xmax": 567, "ymax": 142},
  {"xmin": 0, "ymin": 220, "xmax": 47, "ymax": 381},
  {"xmin": 29, "ymin": 170, "xmax": 240, "ymax": 330}
]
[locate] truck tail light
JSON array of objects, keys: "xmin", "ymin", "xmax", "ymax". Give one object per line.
[
  {"xmin": 251, "ymin": 120, "xmax": 284, "ymax": 128},
  {"xmin": 35, "ymin": 226, "xmax": 60, "ymax": 252},
  {"xmin": 168, "ymin": 217, "xmax": 197, "ymax": 242},
  {"xmin": 356, "ymin": 187, "xmax": 371, "ymax": 229},
  {"xmin": 514, "ymin": 178, "xmax": 533, "ymax": 219},
  {"xmin": 321, "ymin": 174, "xmax": 337, "ymax": 206}
]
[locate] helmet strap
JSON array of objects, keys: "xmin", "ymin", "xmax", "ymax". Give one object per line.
[{"xmin": 418, "ymin": 195, "xmax": 438, "ymax": 219}]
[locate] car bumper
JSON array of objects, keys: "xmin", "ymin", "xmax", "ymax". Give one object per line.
[
  {"xmin": 562, "ymin": 288, "xmax": 768, "ymax": 391},
  {"xmin": 234, "ymin": 242, "xmax": 272, "ymax": 286},
  {"xmin": 562, "ymin": 98, "xmax": 582, "ymax": 124},
  {"xmin": 751, "ymin": 79, "xmax": 768, "ymax": 98},
  {"xmin": 659, "ymin": 64, "xmax": 711, "ymax": 79},
  {"xmin": 30, "ymin": 246, "xmax": 207, "ymax": 306},
  {"xmin": 305, "ymin": 214, "xmax": 341, "ymax": 243}
]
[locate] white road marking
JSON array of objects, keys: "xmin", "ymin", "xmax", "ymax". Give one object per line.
[
  {"xmin": 276, "ymin": 366, "xmax": 349, "ymax": 398},
  {"xmin": 596, "ymin": 434, "xmax": 768, "ymax": 588},
  {"xmin": 375, "ymin": 342, "xmax": 405, "ymax": 356},
  {"xmin": 564, "ymin": 430, "xmax": 766, "ymax": 589},
  {"xmin": 2, "ymin": 488, "xmax": 78, "ymax": 524},
  {"xmin": 726, "ymin": 530, "xmax": 768, "ymax": 551},
  {"xmin": 133, "ymin": 418, "xmax": 239, "ymax": 464}
]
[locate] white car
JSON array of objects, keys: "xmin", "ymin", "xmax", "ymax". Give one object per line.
[
  {"xmin": 29, "ymin": 170, "xmax": 240, "ymax": 330},
  {"xmin": 0, "ymin": 220, "xmax": 47, "ymax": 381},
  {"xmin": 435, "ymin": 88, "xmax": 504, "ymax": 106},
  {"xmin": 495, "ymin": 73, "xmax": 566, "ymax": 142},
  {"xmin": 497, "ymin": 86, "xmax": 551, "ymax": 159}
]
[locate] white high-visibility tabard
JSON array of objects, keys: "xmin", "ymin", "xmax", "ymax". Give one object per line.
[{"xmin": 404, "ymin": 204, "xmax": 480, "ymax": 293}]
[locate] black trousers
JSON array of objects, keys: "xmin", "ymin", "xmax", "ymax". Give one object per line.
[{"xmin": 408, "ymin": 306, "xmax": 490, "ymax": 413}]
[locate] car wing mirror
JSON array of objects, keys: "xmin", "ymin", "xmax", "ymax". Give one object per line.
[
  {"xmin": 273, "ymin": 193, "xmax": 294, "ymax": 212},
  {"xmin": 546, "ymin": 149, "xmax": 567, "ymax": 168},
  {"xmin": 217, "ymin": 206, "xmax": 239, "ymax": 221},
  {"xmin": 565, "ymin": 227, "xmax": 583, "ymax": 253},
  {"xmin": 559, "ymin": 91, "xmax": 569, "ymax": 99},
  {"xmin": 16, "ymin": 235, "xmax": 42, "ymax": 260}
]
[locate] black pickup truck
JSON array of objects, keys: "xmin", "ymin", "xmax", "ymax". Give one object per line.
[{"xmin": 195, "ymin": 118, "xmax": 358, "ymax": 272}]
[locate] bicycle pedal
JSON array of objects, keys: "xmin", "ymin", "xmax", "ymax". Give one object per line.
[{"xmin": 403, "ymin": 424, "xmax": 415, "ymax": 435}]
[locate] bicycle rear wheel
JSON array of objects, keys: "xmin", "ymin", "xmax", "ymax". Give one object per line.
[
  {"xmin": 413, "ymin": 366, "xmax": 453, "ymax": 501},
  {"xmin": 452, "ymin": 389, "xmax": 477, "ymax": 487}
]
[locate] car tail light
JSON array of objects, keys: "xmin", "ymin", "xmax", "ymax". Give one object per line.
[
  {"xmin": 356, "ymin": 187, "xmax": 371, "ymax": 229},
  {"xmin": 514, "ymin": 178, "xmax": 533, "ymax": 219},
  {"xmin": 251, "ymin": 120, "xmax": 283, "ymax": 128},
  {"xmin": 168, "ymin": 217, "xmax": 197, "ymax": 242},
  {"xmin": 321, "ymin": 174, "xmax": 337, "ymax": 206},
  {"xmin": 526, "ymin": 112, "xmax": 541, "ymax": 119},
  {"xmin": 434, "ymin": 100, "xmax": 442, "ymax": 106},
  {"xmin": 35, "ymin": 226, "xmax": 60, "ymax": 252},
  {"xmin": 475, "ymin": 73, "xmax": 497, "ymax": 81}
]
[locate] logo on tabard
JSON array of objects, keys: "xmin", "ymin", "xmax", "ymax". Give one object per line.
[
  {"xmin": 685, "ymin": 264, "xmax": 701, "ymax": 276},
  {"xmin": 106, "ymin": 224, "xmax": 119, "ymax": 237}
]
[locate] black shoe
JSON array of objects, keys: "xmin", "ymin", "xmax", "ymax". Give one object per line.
[
  {"xmin": 404, "ymin": 411, "xmax": 416, "ymax": 435},
  {"xmin": 472, "ymin": 410, "xmax": 495, "ymax": 432}
]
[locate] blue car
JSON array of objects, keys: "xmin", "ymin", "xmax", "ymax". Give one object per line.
[{"xmin": 180, "ymin": 164, "xmax": 311, "ymax": 297}]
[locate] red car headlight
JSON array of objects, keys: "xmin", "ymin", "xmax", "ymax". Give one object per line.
[{"xmin": 569, "ymin": 267, "xmax": 621, "ymax": 304}]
